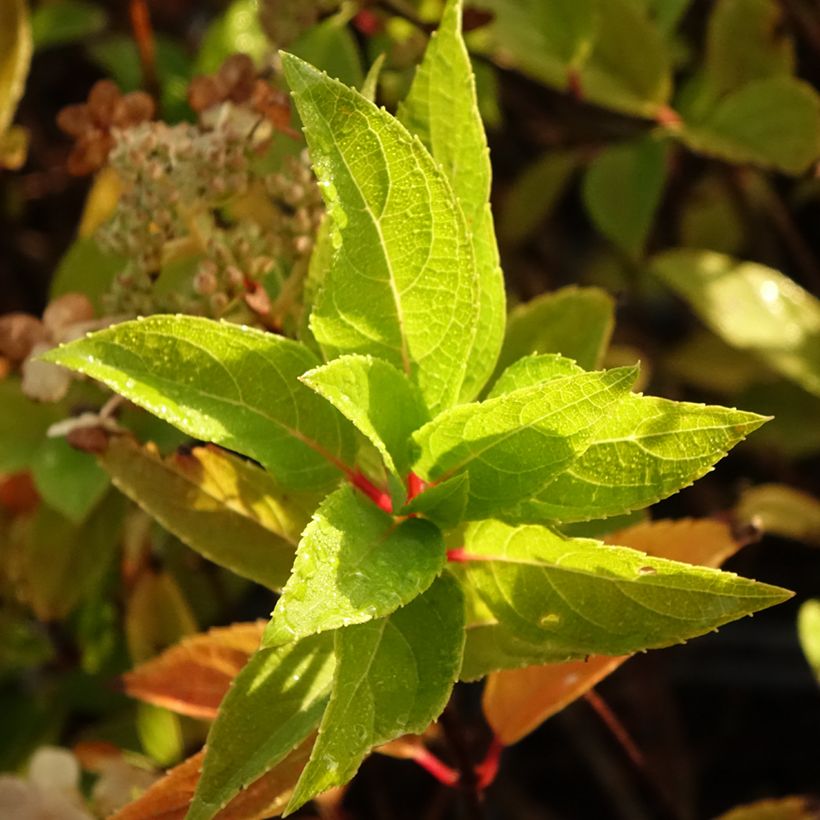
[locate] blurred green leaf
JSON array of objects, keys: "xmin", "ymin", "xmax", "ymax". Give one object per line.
[
  {"xmin": 736, "ymin": 484, "xmax": 820, "ymax": 547},
  {"xmin": 678, "ymin": 174, "xmax": 745, "ymax": 255},
  {"xmin": 290, "ymin": 16, "xmax": 364, "ymax": 89},
  {"xmin": 196, "ymin": 0, "xmax": 268, "ymax": 75},
  {"xmin": 31, "ymin": 0, "xmax": 107, "ymax": 50},
  {"xmin": 583, "ymin": 137, "xmax": 668, "ymax": 257},
  {"xmin": 0, "ymin": 379, "xmax": 62, "ymax": 473},
  {"xmin": 652, "ymin": 250, "xmax": 820, "ymax": 397},
  {"xmin": 0, "ymin": 0, "xmax": 31, "ymax": 135},
  {"xmin": 798, "ymin": 599, "xmax": 820, "ymax": 686},
  {"xmin": 50, "ymin": 239, "xmax": 124, "ymax": 313},
  {"xmin": 30, "ymin": 436, "xmax": 109, "ymax": 524}
]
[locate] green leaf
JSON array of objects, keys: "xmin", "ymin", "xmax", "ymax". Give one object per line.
[
  {"xmin": 488, "ymin": 353, "xmax": 583, "ymax": 398},
  {"xmin": 195, "ymin": 0, "xmax": 267, "ymax": 74},
  {"xmin": 582, "ymin": 137, "xmax": 668, "ymax": 257},
  {"xmin": 680, "ymin": 77, "xmax": 820, "ymax": 174},
  {"xmin": 100, "ymin": 437, "xmax": 318, "ymax": 590},
  {"xmin": 0, "ymin": 379, "xmax": 63, "ymax": 473},
  {"xmin": 31, "ymin": 0, "xmax": 107, "ymax": 50},
  {"xmin": 508, "ymin": 395, "xmax": 769, "ymax": 523},
  {"xmin": 264, "ymin": 485, "xmax": 446, "ymax": 647},
  {"xmin": 651, "ymin": 250, "xmax": 820, "ymax": 398},
  {"xmin": 400, "ymin": 472, "xmax": 470, "ymax": 529},
  {"xmin": 187, "ymin": 634, "xmax": 335, "ymax": 820},
  {"xmin": 30, "ymin": 437, "xmax": 109, "ymax": 524},
  {"xmin": 578, "ymin": 0, "xmax": 672, "ymax": 119},
  {"xmin": 495, "ymin": 286, "xmax": 615, "ymax": 375},
  {"xmin": 286, "ymin": 574, "xmax": 464, "ymax": 813},
  {"xmin": 398, "ymin": 0, "xmax": 506, "ymax": 402},
  {"xmin": 702, "ymin": 0, "xmax": 794, "ymax": 104},
  {"xmin": 472, "ymin": 0, "xmax": 596, "ymax": 90},
  {"xmin": 50, "ymin": 237, "xmax": 124, "ymax": 314},
  {"xmin": 290, "ymin": 16, "xmax": 365, "ymax": 89},
  {"xmin": 461, "ymin": 519, "xmax": 791, "ymax": 658},
  {"xmin": 412, "ymin": 366, "xmax": 637, "ymax": 520},
  {"xmin": 798, "ymin": 599, "xmax": 820, "ymax": 686},
  {"xmin": 301, "ymin": 354, "xmax": 429, "ymax": 478},
  {"xmin": 0, "ymin": 0, "xmax": 31, "ymax": 135},
  {"xmin": 43, "ymin": 316, "xmax": 356, "ymax": 489},
  {"xmin": 281, "ymin": 53, "xmax": 481, "ymax": 416},
  {"xmin": 361, "ymin": 52, "xmax": 386, "ymax": 103},
  {"xmin": 497, "ymin": 150, "xmax": 579, "ymax": 247}
]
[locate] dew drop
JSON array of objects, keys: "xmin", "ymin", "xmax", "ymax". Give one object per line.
[{"xmin": 638, "ymin": 566, "xmax": 657, "ymax": 576}]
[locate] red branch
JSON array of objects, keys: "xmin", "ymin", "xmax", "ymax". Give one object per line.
[
  {"xmin": 475, "ymin": 736, "xmax": 503, "ymax": 789},
  {"xmin": 349, "ymin": 470, "xmax": 393, "ymax": 514},
  {"xmin": 406, "ymin": 471, "xmax": 427, "ymax": 503},
  {"xmin": 411, "ymin": 748, "xmax": 460, "ymax": 787}
]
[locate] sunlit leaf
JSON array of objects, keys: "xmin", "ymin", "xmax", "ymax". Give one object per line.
[
  {"xmin": 798, "ymin": 600, "xmax": 820, "ymax": 687},
  {"xmin": 652, "ymin": 250, "xmax": 820, "ymax": 397},
  {"xmin": 716, "ymin": 795, "xmax": 820, "ymax": 820},
  {"xmin": 283, "ymin": 52, "xmax": 481, "ymax": 415},
  {"xmin": 285, "ymin": 575, "xmax": 464, "ymax": 813},
  {"xmin": 44, "ymin": 316, "xmax": 356, "ymax": 489},
  {"xmin": 263, "ymin": 485, "xmax": 445, "ymax": 647},
  {"xmin": 0, "ymin": 0, "xmax": 31, "ymax": 135}
]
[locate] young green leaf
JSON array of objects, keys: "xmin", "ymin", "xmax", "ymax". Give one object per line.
[
  {"xmin": 43, "ymin": 316, "xmax": 356, "ymax": 489},
  {"xmin": 495, "ymin": 286, "xmax": 615, "ymax": 375},
  {"xmin": 680, "ymin": 76, "xmax": 820, "ymax": 174},
  {"xmin": 187, "ymin": 634, "xmax": 335, "ymax": 820},
  {"xmin": 300, "ymin": 354, "xmax": 429, "ymax": 478},
  {"xmin": 582, "ymin": 136, "xmax": 668, "ymax": 257},
  {"xmin": 101, "ymin": 438, "xmax": 318, "ymax": 590},
  {"xmin": 285, "ymin": 574, "xmax": 464, "ymax": 813},
  {"xmin": 461, "ymin": 519, "xmax": 791, "ymax": 657},
  {"xmin": 798, "ymin": 599, "xmax": 820, "ymax": 686},
  {"xmin": 264, "ymin": 485, "xmax": 445, "ymax": 647},
  {"xmin": 281, "ymin": 52, "xmax": 480, "ymax": 415},
  {"xmin": 487, "ymin": 353, "xmax": 583, "ymax": 398},
  {"xmin": 412, "ymin": 366, "xmax": 638, "ymax": 520},
  {"xmin": 651, "ymin": 249, "xmax": 820, "ymax": 397},
  {"xmin": 398, "ymin": 0, "xmax": 506, "ymax": 402},
  {"xmin": 508, "ymin": 395, "xmax": 769, "ymax": 523},
  {"xmin": 399, "ymin": 472, "xmax": 470, "ymax": 529},
  {"xmin": 0, "ymin": 378, "xmax": 63, "ymax": 473}
]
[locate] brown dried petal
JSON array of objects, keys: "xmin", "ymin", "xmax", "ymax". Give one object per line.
[
  {"xmin": 56, "ymin": 103, "xmax": 93, "ymax": 138},
  {"xmin": 67, "ymin": 130, "xmax": 114, "ymax": 176},
  {"xmin": 87, "ymin": 79, "xmax": 122, "ymax": 128},
  {"xmin": 187, "ymin": 75, "xmax": 223, "ymax": 113},
  {"xmin": 244, "ymin": 283, "xmax": 271, "ymax": 316},
  {"xmin": 0, "ymin": 313, "xmax": 48, "ymax": 362},
  {"xmin": 112, "ymin": 91, "xmax": 156, "ymax": 128},
  {"xmin": 43, "ymin": 293, "xmax": 95, "ymax": 336},
  {"xmin": 67, "ymin": 426, "xmax": 111, "ymax": 455},
  {"xmin": 219, "ymin": 53, "xmax": 256, "ymax": 103},
  {"xmin": 251, "ymin": 81, "xmax": 292, "ymax": 131}
]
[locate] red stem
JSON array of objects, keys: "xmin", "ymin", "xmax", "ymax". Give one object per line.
[
  {"xmin": 475, "ymin": 736, "xmax": 503, "ymax": 790},
  {"xmin": 406, "ymin": 471, "xmax": 427, "ymax": 502},
  {"xmin": 349, "ymin": 470, "xmax": 393, "ymax": 514},
  {"xmin": 411, "ymin": 748, "xmax": 460, "ymax": 787}
]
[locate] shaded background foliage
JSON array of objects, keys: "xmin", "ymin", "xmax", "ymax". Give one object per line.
[{"xmin": 1, "ymin": 0, "xmax": 820, "ymax": 818}]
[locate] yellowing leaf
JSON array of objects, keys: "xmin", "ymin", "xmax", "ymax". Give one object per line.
[
  {"xmin": 0, "ymin": 0, "xmax": 31, "ymax": 135},
  {"xmin": 122, "ymin": 622, "xmax": 266, "ymax": 719},
  {"xmin": 482, "ymin": 517, "xmax": 746, "ymax": 743},
  {"xmin": 715, "ymin": 796, "xmax": 820, "ymax": 820},
  {"xmin": 736, "ymin": 484, "xmax": 820, "ymax": 547},
  {"xmin": 112, "ymin": 736, "xmax": 314, "ymax": 820}
]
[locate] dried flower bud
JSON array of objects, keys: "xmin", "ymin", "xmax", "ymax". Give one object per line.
[
  {"xmin": 193, "ymin": 268, "xmax": 218, "ymax": 296},
  {"xmin": 21, "ymin": 343, "xmax": 73, "ymax": 403},
  {"xmin": 66, "ymin": 425, "xmax": 111, "ymax": 454},
  {"xmin": 67, "ymin": 130, "xmax": 114, "ymax": 176},
  {"xmin": 187, "ymin": 75, "xmax": 223, "ymax": 113},
  {"xmin": 56, "ymin": 104, "xmax": 93, "ymax": 138},
  {"xmin": 225, "ymin": 266, "xmax": 245, "ymax": 288},
  {"xmin": 209, "ymin": 292, "xmax": 230, "ymax": 314},
  {"xmin": 112, "ymin": 91, "xmax": 156, "ymax": 128},
  {"xmin": 87, "ymin": 80, "xmax": 122, "ymax": 127},
  {"xmin": 220, "ymin": 53, "xmax": 257, "ymax": 103},
  {"xmin": 0, "ymin": 313, "xmax": 48, "ymax": 362},
  {"xmin": 43, "ymin": 293, "xmax": 95, "ymax": 337}
]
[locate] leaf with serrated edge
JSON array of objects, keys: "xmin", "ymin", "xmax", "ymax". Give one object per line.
[
  {"xmin": 494, "ymin": 286, "xmax": 615, "ymax": 376},
  {"xmin": 285, "ymin": 574, "xmax": 464, "ymax": 814},
  {"xmin": 462, "ymin": 519, "xmax": 791, "ymax": 657},
  {"xmin": 186, "ymin": 634, "xmax": 334, "ymax": 820},
  {"xmin": 398, "ymin": 0, "xmax": 505, "ymax": 402},
  {"xmin": 281, "ymin": 52, "xmax": 480, "ymax": 416},
  {"xmin": 652, "ymin": 249, "xmax": 820, "ymax": 396},
  {"xmin": 482, "ymin": 517, "xmax": 746, "ymax": 741},
  {"xmin": 301, "ymin": 354, "xmax": 429, "ymax": 478},
  {"xmin": 102, "ymin": 438, "xmax": 318, "ymax": 590},
  {"xmin": 43, "ymin": 316, "xmax": 355, "ymax": 489},
  {"xmin": 509, "ymin": 395, "xmax": 769, "ymax": 523},
  {"xmin": 122, "ymin": 622, "xmax": 265, "ymax": 720},
  {"xmin": 264, "ymin": 485, "xmax": 444, "ymax": 647},
  {"xmin": 487, "ymin": 353, "xmax": 583, "ymax": 398},
  {"xmin": 412, "ymin": 366, "xmax": 637, "ymax": 520}
]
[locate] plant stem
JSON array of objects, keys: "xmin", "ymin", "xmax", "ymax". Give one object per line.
[
  {"xmin": 128, "ymin": 0, "xmax": 160, "ymax": 101},
  {"xmin": 438, "ymin": 705, "xmax": 486, "ymax": 819}
]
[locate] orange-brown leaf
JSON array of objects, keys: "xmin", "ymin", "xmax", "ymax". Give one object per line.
[
  {"xmin": 483, "ymin": 517, "xmax": 743, "ymax": 745},
  {"xmin": 122, "ymin": 621, "xmax": 266, "ymax": 719},
  {"xmin": 112, "ymin": 735, "xmax": 315, "ymax": 820}
]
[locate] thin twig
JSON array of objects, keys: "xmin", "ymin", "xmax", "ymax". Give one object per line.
[
  {"xmin": 583, "ymin": 689, "xmax": 646, "ymax": 773},
  {"xmin": 129, "ymin": 0, "xmax": 160, "ymax": 100},
  {"xmin": 438, "ymin": 705, "xmax": 486, "ymax": 820}
]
